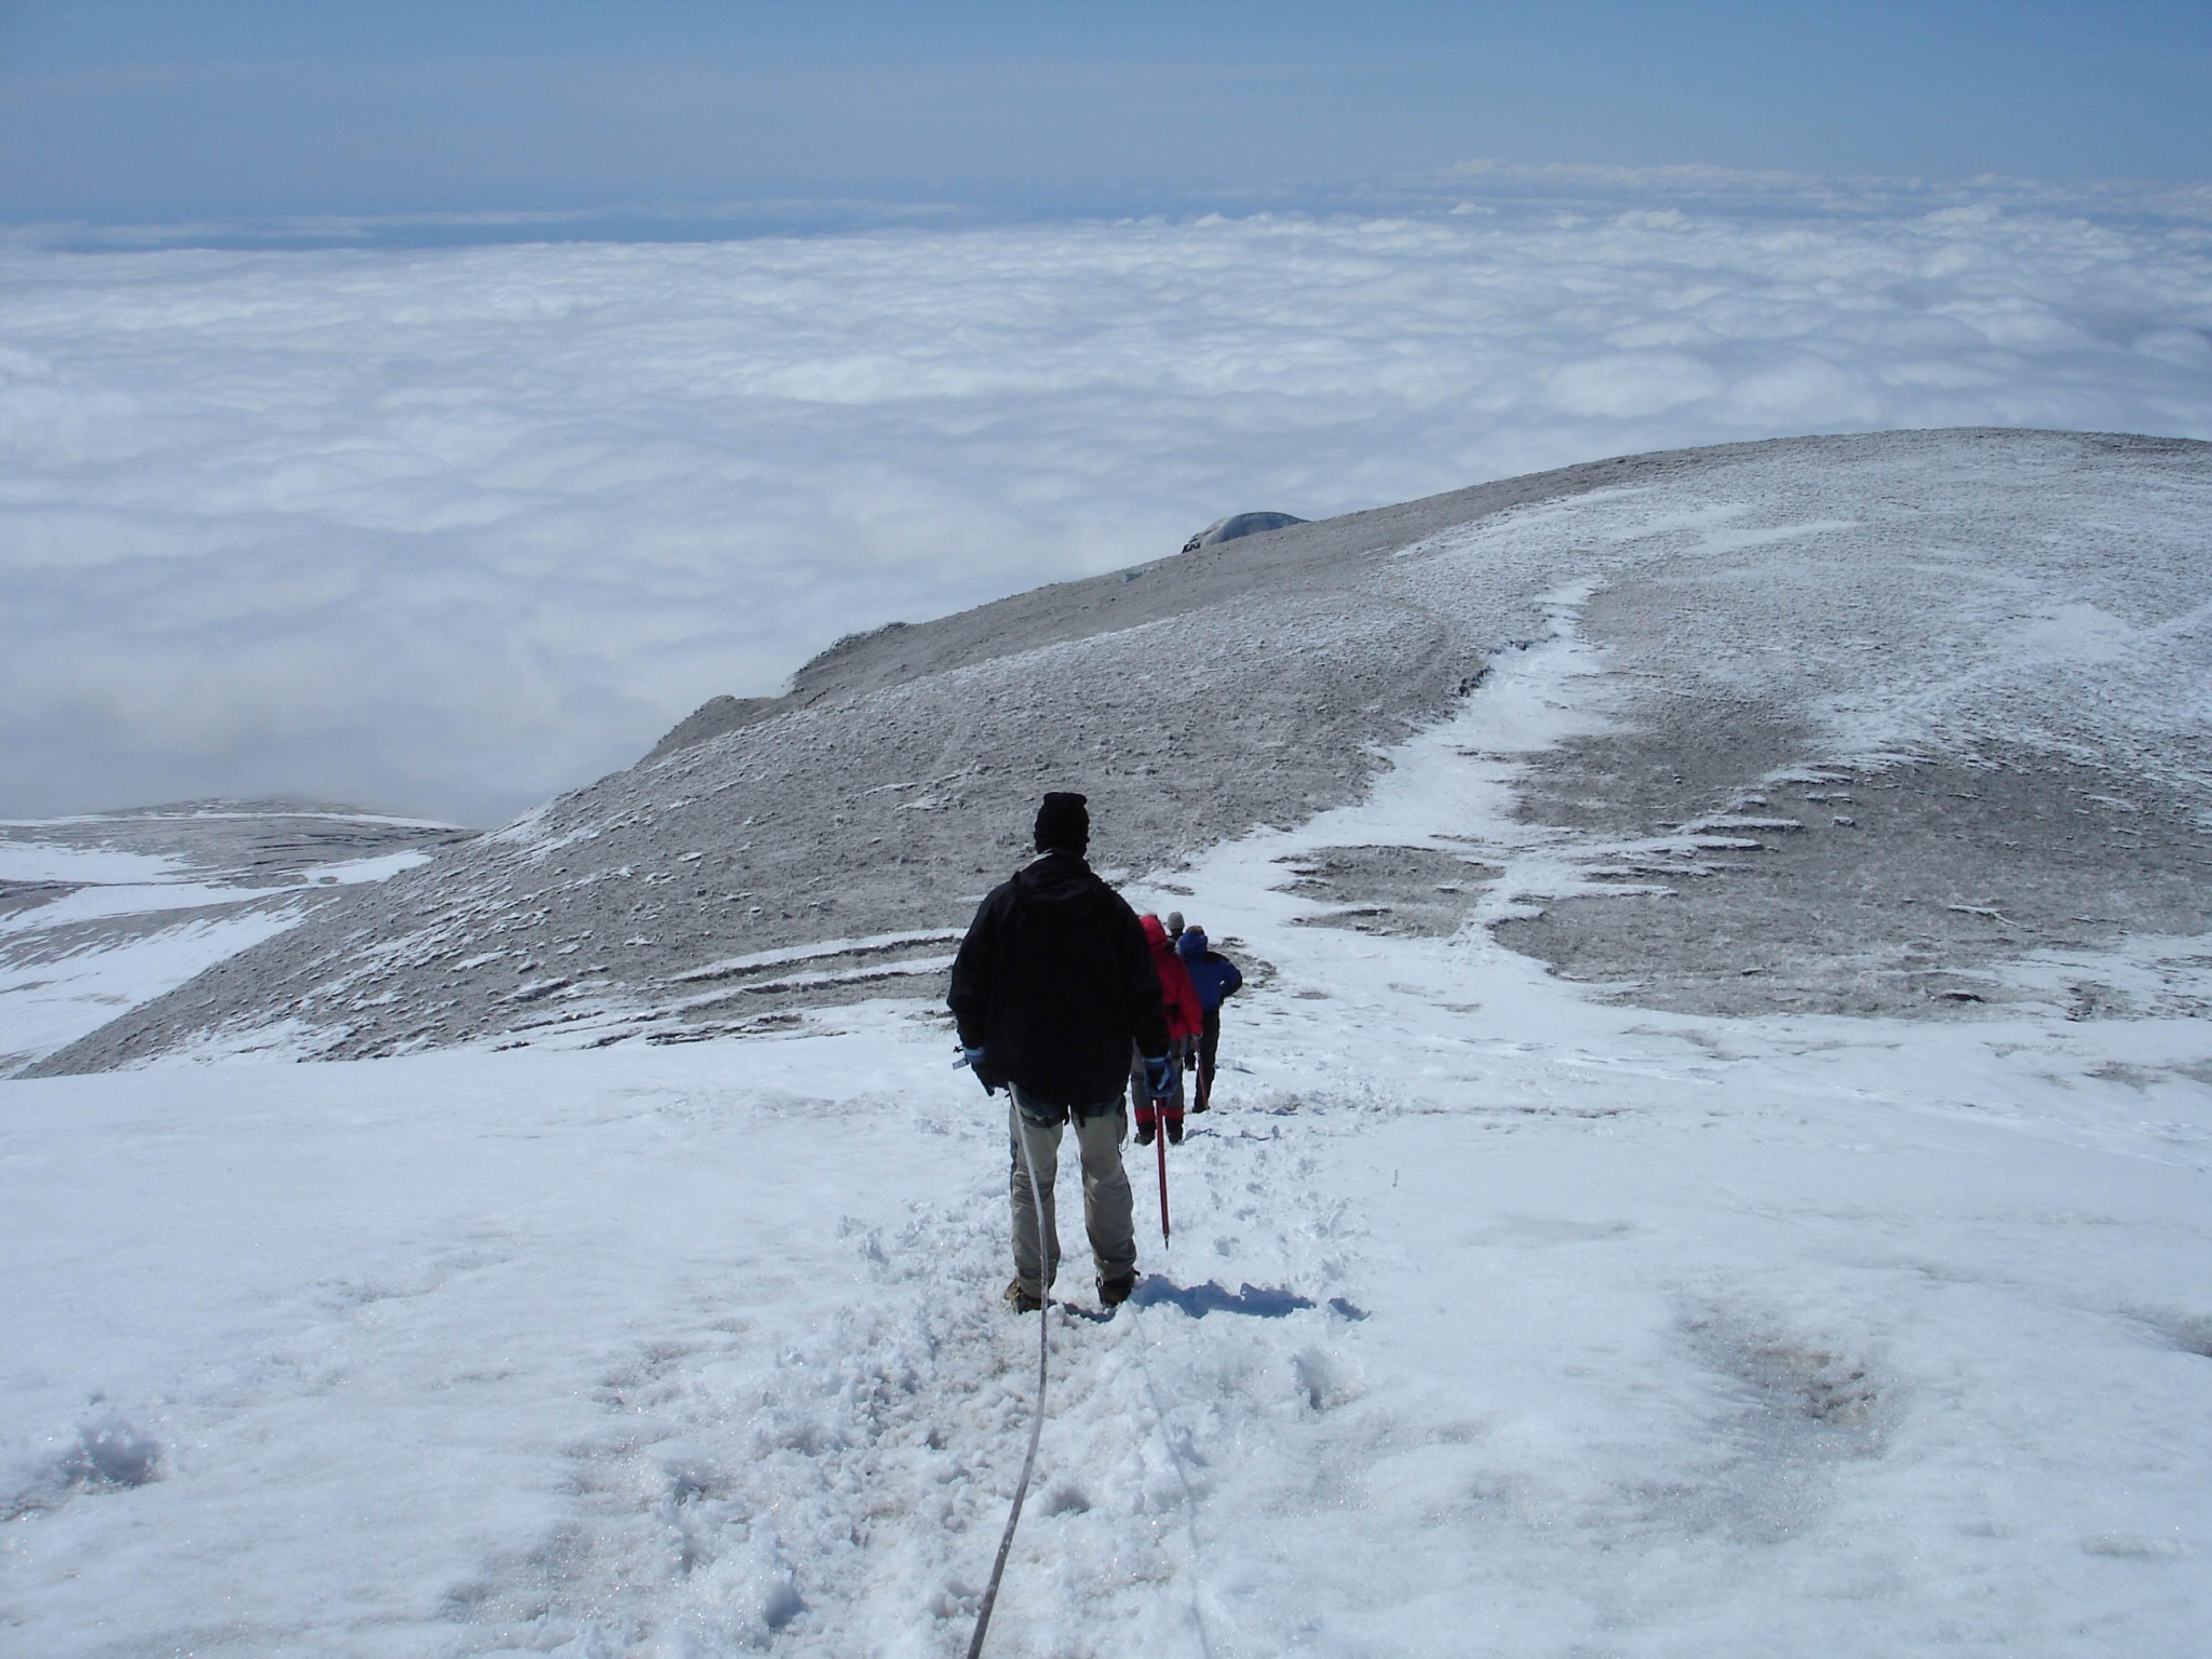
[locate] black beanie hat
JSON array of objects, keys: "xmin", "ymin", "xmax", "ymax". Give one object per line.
[{"xmin": 1034, "ymin": 791, "xmax": 1089, "ymax": 854}]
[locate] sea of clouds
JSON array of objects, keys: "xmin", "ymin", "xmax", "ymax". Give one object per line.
[{"xmin": 5, "ymin": 169, "xmax": 2210, "ymax": 826}]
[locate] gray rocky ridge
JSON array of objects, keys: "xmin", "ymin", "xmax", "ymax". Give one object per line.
[
  {"xmin": 30, "ymin": 428, "xmax": 2212, "ymax": 1073},
  {"xmin": 1, "ymin": 802, "xmax": 469, "ymax": 1073},
  {"xmin": 1180, "ymin": 511, "xmax": 1307, "ymax": 554},
  {"xmin": 1, "ymin": 801, "xmax": 465, "ymax": 907}
]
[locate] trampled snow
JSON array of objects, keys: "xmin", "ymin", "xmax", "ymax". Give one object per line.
[{"xmin": 4, "ymin": 620, "xmax": 2208, "ymax": 1655}]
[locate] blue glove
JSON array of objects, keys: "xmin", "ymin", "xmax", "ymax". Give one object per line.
[
  {"xmin": 958, "ymin": 1044, "xmax": 999, "ymax": 1094},
  {"xmin": 1141, "ymin": 1053, "xmax": 1176, "ymax": 1100}
]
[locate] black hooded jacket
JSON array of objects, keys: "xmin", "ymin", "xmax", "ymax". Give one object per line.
[{"xmin": 948, "ymin": 852, "xmax": 1170, "ymax": 1105}]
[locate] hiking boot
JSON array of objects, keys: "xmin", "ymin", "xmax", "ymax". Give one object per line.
[
  {"xmin": 1166, "ymin": 1120, "xmax": 1184, "ymax": 1145},
  {"xmin": 1134, "ymin": 1121, "xmax": 1155, "ymax": 1146},
  {"xmin": 1003, "ymin": 1279, "xmax": 1044, "ymax": 1313},
  {"xmin": 1098, "ymin": 1271, "xmax": 1136, "ymax": 1308}
]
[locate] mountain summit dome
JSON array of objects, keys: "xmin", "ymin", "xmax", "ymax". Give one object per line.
[{"xmin": 1180, "ymin": 511, "xmax": 1306, "ymax": 553}]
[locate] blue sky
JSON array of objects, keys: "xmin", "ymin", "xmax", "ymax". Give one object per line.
[{"xmin": 3, "ymin": 2, "xmax": 2209, "ymax": 225}]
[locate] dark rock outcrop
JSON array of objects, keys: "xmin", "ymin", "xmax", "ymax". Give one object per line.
[{"xmin": 1180, "ymin": 511, "xmax": 1307, "ymax": 554}]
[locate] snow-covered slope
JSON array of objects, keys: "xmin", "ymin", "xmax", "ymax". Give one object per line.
[
  {"xmin": 33, "ymin": 427, "xmax": 2210, "ymax": 1076},
  {"xmin": 4, "ymin": 603, "xmax": 2209, "ymax": 1653},
  {"xmin": 0, "ymin": 801, "xmax": 468, "ymax": 1075}
]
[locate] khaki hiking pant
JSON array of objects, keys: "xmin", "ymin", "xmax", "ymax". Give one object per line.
[{"xmin": 1008, "ymin": 1084, "xmax": 1135, "ymax": 1298}]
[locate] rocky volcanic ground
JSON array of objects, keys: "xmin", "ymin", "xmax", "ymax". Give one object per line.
[
  {"xmin": 26, "ymin": 427, "xmax": 2211, "ymax": 1075},
  {"xmin": 1, "ymin": 803, "xmax": 467, "ymax": 1074}
]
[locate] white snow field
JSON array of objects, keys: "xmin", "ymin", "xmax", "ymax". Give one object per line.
[{"xmin": 6, "ymin": 604, "xmax": 2211, "ymax": 1655}]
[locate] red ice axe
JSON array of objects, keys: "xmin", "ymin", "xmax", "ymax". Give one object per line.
[{"xmin": 1155, "ymin": 1126, "xmax": 1171, "ymax": 1245}]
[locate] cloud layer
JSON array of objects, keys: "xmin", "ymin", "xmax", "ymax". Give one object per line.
[{"xmin": 5, "ymin": 180, "xmax": 2210, "ymax": 825}]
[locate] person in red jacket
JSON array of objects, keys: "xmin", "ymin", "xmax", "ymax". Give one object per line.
[{"xmin": 1129, "ymin": 912, "xmax": 1203, "ymax": 1145}]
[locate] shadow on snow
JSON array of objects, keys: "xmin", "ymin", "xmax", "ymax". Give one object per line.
[{"xmin": 1131, "ymin": 1277, "xmax": 1335, "ymax": 1319}]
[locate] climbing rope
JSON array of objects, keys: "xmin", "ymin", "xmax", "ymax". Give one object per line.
[
  {"xmin": 966, "ymin": 1102, "xmax": 1053, "ymax": 1659},
  {"xmin": 966, "ymin": 1098, "xmax": 1220, "ymax": 1657}
]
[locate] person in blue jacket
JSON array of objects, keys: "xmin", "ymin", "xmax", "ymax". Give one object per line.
[{"xmin": 1174, "ymin": 924, "xmax": 1243, "ymax": 1109}]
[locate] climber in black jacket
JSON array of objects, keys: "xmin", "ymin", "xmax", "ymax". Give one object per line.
[{"xmin": 949, "ymin": 791, "xmax": 1172, "ymax": 1312}]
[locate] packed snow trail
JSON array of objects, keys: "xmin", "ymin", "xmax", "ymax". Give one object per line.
[
  {"xmin": 1119, "ymin": 1273, "xmax": 1221, "ymax": 1658},
  {"xmin": 6, "ymin": 903, "xmax": 2211, "ymax": 1654},
  {"xmin": 963, "ymin": 1100, "xmax": 1051, "ymax": 1659}
]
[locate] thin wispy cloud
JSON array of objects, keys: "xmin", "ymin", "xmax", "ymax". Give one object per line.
[{"xmin": 4, "ymin": 176, "xmax": 2209, "ymax": 825}]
